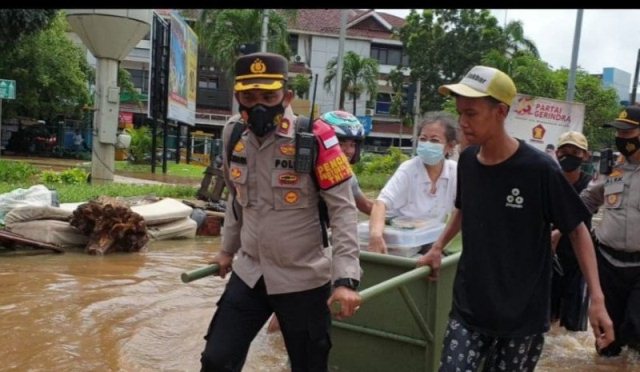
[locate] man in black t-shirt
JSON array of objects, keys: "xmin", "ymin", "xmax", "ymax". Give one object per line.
[
  {"xmin": 416, "ymin": 65, "xmax": 614, "ymax": 371},
  {"xmin": 550, "ymin": 131, "xmax": 594, "ymax": 332}
]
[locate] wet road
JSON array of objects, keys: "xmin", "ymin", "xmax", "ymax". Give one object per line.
[{"xmin": 0, "ymin": 236, "xmax": 638, "ymax": 371}]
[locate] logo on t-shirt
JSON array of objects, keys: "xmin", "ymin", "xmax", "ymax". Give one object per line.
[{"xmin": 505, "ymin": 188, "xmax": 524, "ymax": 209}]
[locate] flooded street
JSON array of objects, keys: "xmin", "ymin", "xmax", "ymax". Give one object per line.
[{"xmin": 0, "ymin": 236, "xmax": 638, "ymax": 371}]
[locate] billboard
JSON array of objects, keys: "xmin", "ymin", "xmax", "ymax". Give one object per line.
[
  {"xmin": 506, "ymin": 94, "xmax": 585, "ymax": 152},
  {"xmin": 167, "ymin": 11, "xmax": 198, "ymax": 125}
]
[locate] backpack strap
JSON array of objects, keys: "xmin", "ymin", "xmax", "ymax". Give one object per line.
[
  {"xmin": 225, "ymin": 121, "xmax": 246, "ymax": 221},
  {"xmin": 296, "ymin": 116, "xmax": 331, "ymax": 247}
]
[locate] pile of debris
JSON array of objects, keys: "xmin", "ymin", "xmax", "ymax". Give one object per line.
[{"xmin": 0, "ymin": 185, "xmax": 211, "ymax": 255}]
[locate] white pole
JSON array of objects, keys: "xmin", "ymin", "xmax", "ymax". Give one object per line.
[
  {"xmin": 334, "ymin": 9, "xmax": 347, "ymax": 111},
  {"xmin": 261, "ymin": 10, "xmax": 269, "ymax": 52},
  {"xmin": 566, "ymin": 9, "xmax": 583, "ymax": 103},
  {"xmin": 411, "ymin": 79, "xmax": 422, "ymax": 156}
]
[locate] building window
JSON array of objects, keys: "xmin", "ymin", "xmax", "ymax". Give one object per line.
[
  {"xmin": 288, "ymin": 34, "xmax": 299, "ymax": 56},
  {"xmin": 371, "ymin": 44, "xmax": 409, "ymax": 67},
  {"xmin": 198, "ymin": 77, "xmax": 219, "ymax": 90},
  {"xmin": 125, "ymin": 68, "xmax": 149, "ymax": 94}
]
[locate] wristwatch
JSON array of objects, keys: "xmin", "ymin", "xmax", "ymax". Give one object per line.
[{"xmin": 333, "ymin": 278, "xmax": 360, "ymax": 291}]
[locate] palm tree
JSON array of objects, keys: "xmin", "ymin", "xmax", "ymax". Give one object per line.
[
  {"xmin": 195, "ymin": 9, "xmax": 296, "ymax": 95},
  {"xmin": 502, "ymin": 20, "xmax": 539, "ymax": 59},
  {"xmin": 324, "ymin": 51, "xmax": 379, "ymax": 115}
]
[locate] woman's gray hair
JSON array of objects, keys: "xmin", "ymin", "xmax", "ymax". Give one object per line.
[{"xmin": 416, "ymin": 111, "xmax": 459, "ymax": 144}]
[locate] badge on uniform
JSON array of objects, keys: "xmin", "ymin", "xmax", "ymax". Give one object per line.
[
  {"xmin": 284, "ymin": 190, "xmax": 299, "ymax": 204},
  {"xmin": 230, "ymin": 167, "xmax": 242, "ymax": 180}
]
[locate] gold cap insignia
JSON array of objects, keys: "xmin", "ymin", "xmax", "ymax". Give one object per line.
[
  {"xmin": 250, "ymin": 58, "xmax": 267, "ymax": 74},
  {"xmin": 619, "ymin": 110, "xmax": 628, "ymax": 120}
]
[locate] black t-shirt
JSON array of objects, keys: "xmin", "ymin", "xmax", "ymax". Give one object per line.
[
  {"xmin": 555, "ymin": 172, "xmax": 593, "ymax": 274},
  {"xmin": 452, "ymin": 139, "xmax": 590, "ymax": 337}
]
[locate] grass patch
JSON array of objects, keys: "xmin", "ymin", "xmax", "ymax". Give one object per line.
[
  {"xmin": 0, "ymin": 182, "xmax": 198, "ymax": 203},
  {"xmin": 0, "ymin": 160, "xmax": 40, "ymax": 183},
  {"xmin": 115, "ymin": 161, "xmax": 206, "ymax": 179}
]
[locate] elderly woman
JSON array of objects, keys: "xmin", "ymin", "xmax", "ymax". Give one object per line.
[{"xmin": 367, "ymin": 111, "xmax": 459, "ymax": 254}]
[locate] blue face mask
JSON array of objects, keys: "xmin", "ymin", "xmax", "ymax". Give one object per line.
[{"xmin": 417, "ymin": 142, "xmax": 445, "ymax": 165}]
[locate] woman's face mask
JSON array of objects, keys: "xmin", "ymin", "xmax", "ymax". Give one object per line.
[{"xmin": 416, "ymin": 141, "xmax": 445, "ymax": 165}]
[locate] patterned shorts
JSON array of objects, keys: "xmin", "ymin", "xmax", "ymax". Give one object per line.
[{"xmin": 439, "ymin": 317, "xmax": 544, "ymax": 372}]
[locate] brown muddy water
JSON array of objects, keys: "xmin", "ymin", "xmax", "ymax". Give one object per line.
[{"xmin": 0, "ymin": 237, "xmax": 638, "ymax": 371}]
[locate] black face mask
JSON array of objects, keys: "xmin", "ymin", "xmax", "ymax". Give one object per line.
[
  {"xmin": 239, "ymin": 101, "xmax": 285, "ymax": 137},
  {"xmin": 558, "ymin": 154, "xmax": 582, "ymax": 172},
  {"xmin": 615, "ymin": 136, "xmax": 640, "ymax": 158}
]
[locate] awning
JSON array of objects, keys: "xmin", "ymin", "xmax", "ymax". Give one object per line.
[{"xmin": 120, "ymin": 91, "xmax": 149, "ymax": 103}]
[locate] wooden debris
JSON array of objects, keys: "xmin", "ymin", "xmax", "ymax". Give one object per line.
[{"xmin": 69, "ymin": 196, "xmax": 149, "ymax": 255}]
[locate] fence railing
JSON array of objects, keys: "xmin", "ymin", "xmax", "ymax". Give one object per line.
[{"xmin": 194, "ymin": 112, "xmax": 231, "ymax": 127}]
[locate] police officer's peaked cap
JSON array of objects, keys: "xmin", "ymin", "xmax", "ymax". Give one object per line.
[
  {"xmin": 604, "ymin": 105, "xmax": 640, "ymax": 130},
  {"xmin": 234, "ymin": 52, "xmax": 288, "ymax": 92}
]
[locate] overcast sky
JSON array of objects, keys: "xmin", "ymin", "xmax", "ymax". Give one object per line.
[{"xmin": 376, "ymin": 9, "xmax": 640, "ymax": 86}]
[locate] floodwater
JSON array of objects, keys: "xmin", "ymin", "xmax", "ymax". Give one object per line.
[{"xmin": 1, "ymin": 237, "xmax": 638, "ymax": 371}]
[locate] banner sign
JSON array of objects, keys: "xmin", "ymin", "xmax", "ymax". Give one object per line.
[
  {"xmin": 167, "ymin": 11, "xmax": 198, "ymax": 125},
  {"xmin": 506, "ymin": 94, "xmax": 585, "ymax": 152}
]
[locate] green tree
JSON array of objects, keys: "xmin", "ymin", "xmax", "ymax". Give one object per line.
[
  {"xmin": 0, "ymin": 12, "xmax": 91, "ymax": 121},
  {"xmin": 289, "ymin": 74, "xmax": 311, "ymax": 99},
  {"xmin": 324, "ymin": 51, "xmax": 379, "ymax": 115},
  {"xmin": 399, "ymin": 9, "xmax": 506, "ymax": 112},
  {"xmin": 0, "ymin": 9, "xmax": 58, "ymax": 48},
  {"xmin": 481, "ymin": 51, "xmax": 561, "ymax": 99},
  {"xmin": 195, "ymin": 9, "xmax": 294, "ymax": 82},
  {"xmin": 552, "ymin": 69, "xmax": 621, "ymax": 150},
  {"xmin": 502, "ymin": 20, "xmax": 539, "ymax": 59}
]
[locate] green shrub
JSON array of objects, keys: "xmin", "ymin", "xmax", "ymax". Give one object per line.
[
  {"xmin": 126, "ymin": 126, "xmax": 153, "ymax": 163},
  {"xmin": 0, "ymin": 160, "xmax": 40, "ymax": 183},
  {"xmin": 360, "ymin": 147, "xmax": 409, "ymax": 176},
  {"xmin": 39, "ymin": 168, "xmax": 88, "ymax": 184}
]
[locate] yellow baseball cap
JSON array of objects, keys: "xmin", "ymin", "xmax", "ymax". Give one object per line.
[
  {"xmin": 438, "ymin": 65, "xmax": 517, "ymax": 106},
  {"xmin": 234, "ymin": 52, "xmax": 288, "ymax": 92},
  {"xmin": 557, "ymin": 131, "xmax": 588, "ymax": 151}
]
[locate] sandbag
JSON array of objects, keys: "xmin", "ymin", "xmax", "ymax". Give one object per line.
[
  {"xmin": 0, "ymin": 185, "xmax": 53, "ymax": 224},
  {"xmin": 6, "ymin": 220, "xmax": 88, "ymax": 248},
  {"xmin": 147, "ymin": 217, "xmax": 197, "ymax": 240},
  {"xmin": 4, "ymin": 205, "xmax": 73, "ymax": 225},
  {"xmin": 131, "ymin": 198, "xmax": 193, "ymax": 226}
]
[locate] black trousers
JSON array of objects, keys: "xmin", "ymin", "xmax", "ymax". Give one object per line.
[
  {"xmin": 597, "ymin": 246, "xmax": 640, "ymax": 355},
  {"xmin": 200, "ymin": 272, "xmax": 332, "ymax": 372}
]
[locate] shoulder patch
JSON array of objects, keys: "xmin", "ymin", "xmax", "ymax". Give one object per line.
[
  {"xmin": 233, "ymin": 140, "xmax": 245, "ymax": 153},
  {"xmin": 312, "ymin": 120, "xmax": 352, "ymax": 189}
]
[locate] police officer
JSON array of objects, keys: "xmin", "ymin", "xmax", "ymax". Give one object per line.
[
  {"xmin": 581, "ymin": 105, "xmax": 640, "ymax": 356},
  {"xmin": 200, "ymin": 52, "xmax": 361, "ymax": 372}
]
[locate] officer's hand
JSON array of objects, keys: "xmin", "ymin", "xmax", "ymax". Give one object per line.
[
  {"xmin": 589, "ymin": 298, "xmax": 615, "ymax": 352},
  {"xmin": 328, "ymin": 287, "xmax": 361, "ymax": 320},
  {"xmin": 550, "ymin": 229, "xmax": 562, "ymax": 253},
  {"xmin": 367, "ymin": 235, "xmax": 387, "ymax": 254},
  {"xmin": 416, "ymin": 244, "xmax": 443, "ymax": 281},
  {"xmin": 208, "ymin": 251, "xmax": 234, "ymax": 279}
]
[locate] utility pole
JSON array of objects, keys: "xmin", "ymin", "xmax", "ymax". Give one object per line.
[
  {"xmin": 261, "ymin": 10, "xmax": 269, "ymax": 52},
  {"xmin": 566, "ymin": 9, "xmax": 583, "ymax": 103},
  {"xmin": 334, "ymin": 9, "xmax": 347, "ymax": 111},
  {"xmin": 631, "ymin": 48, "xmax": 640, "ymax": 105}
]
